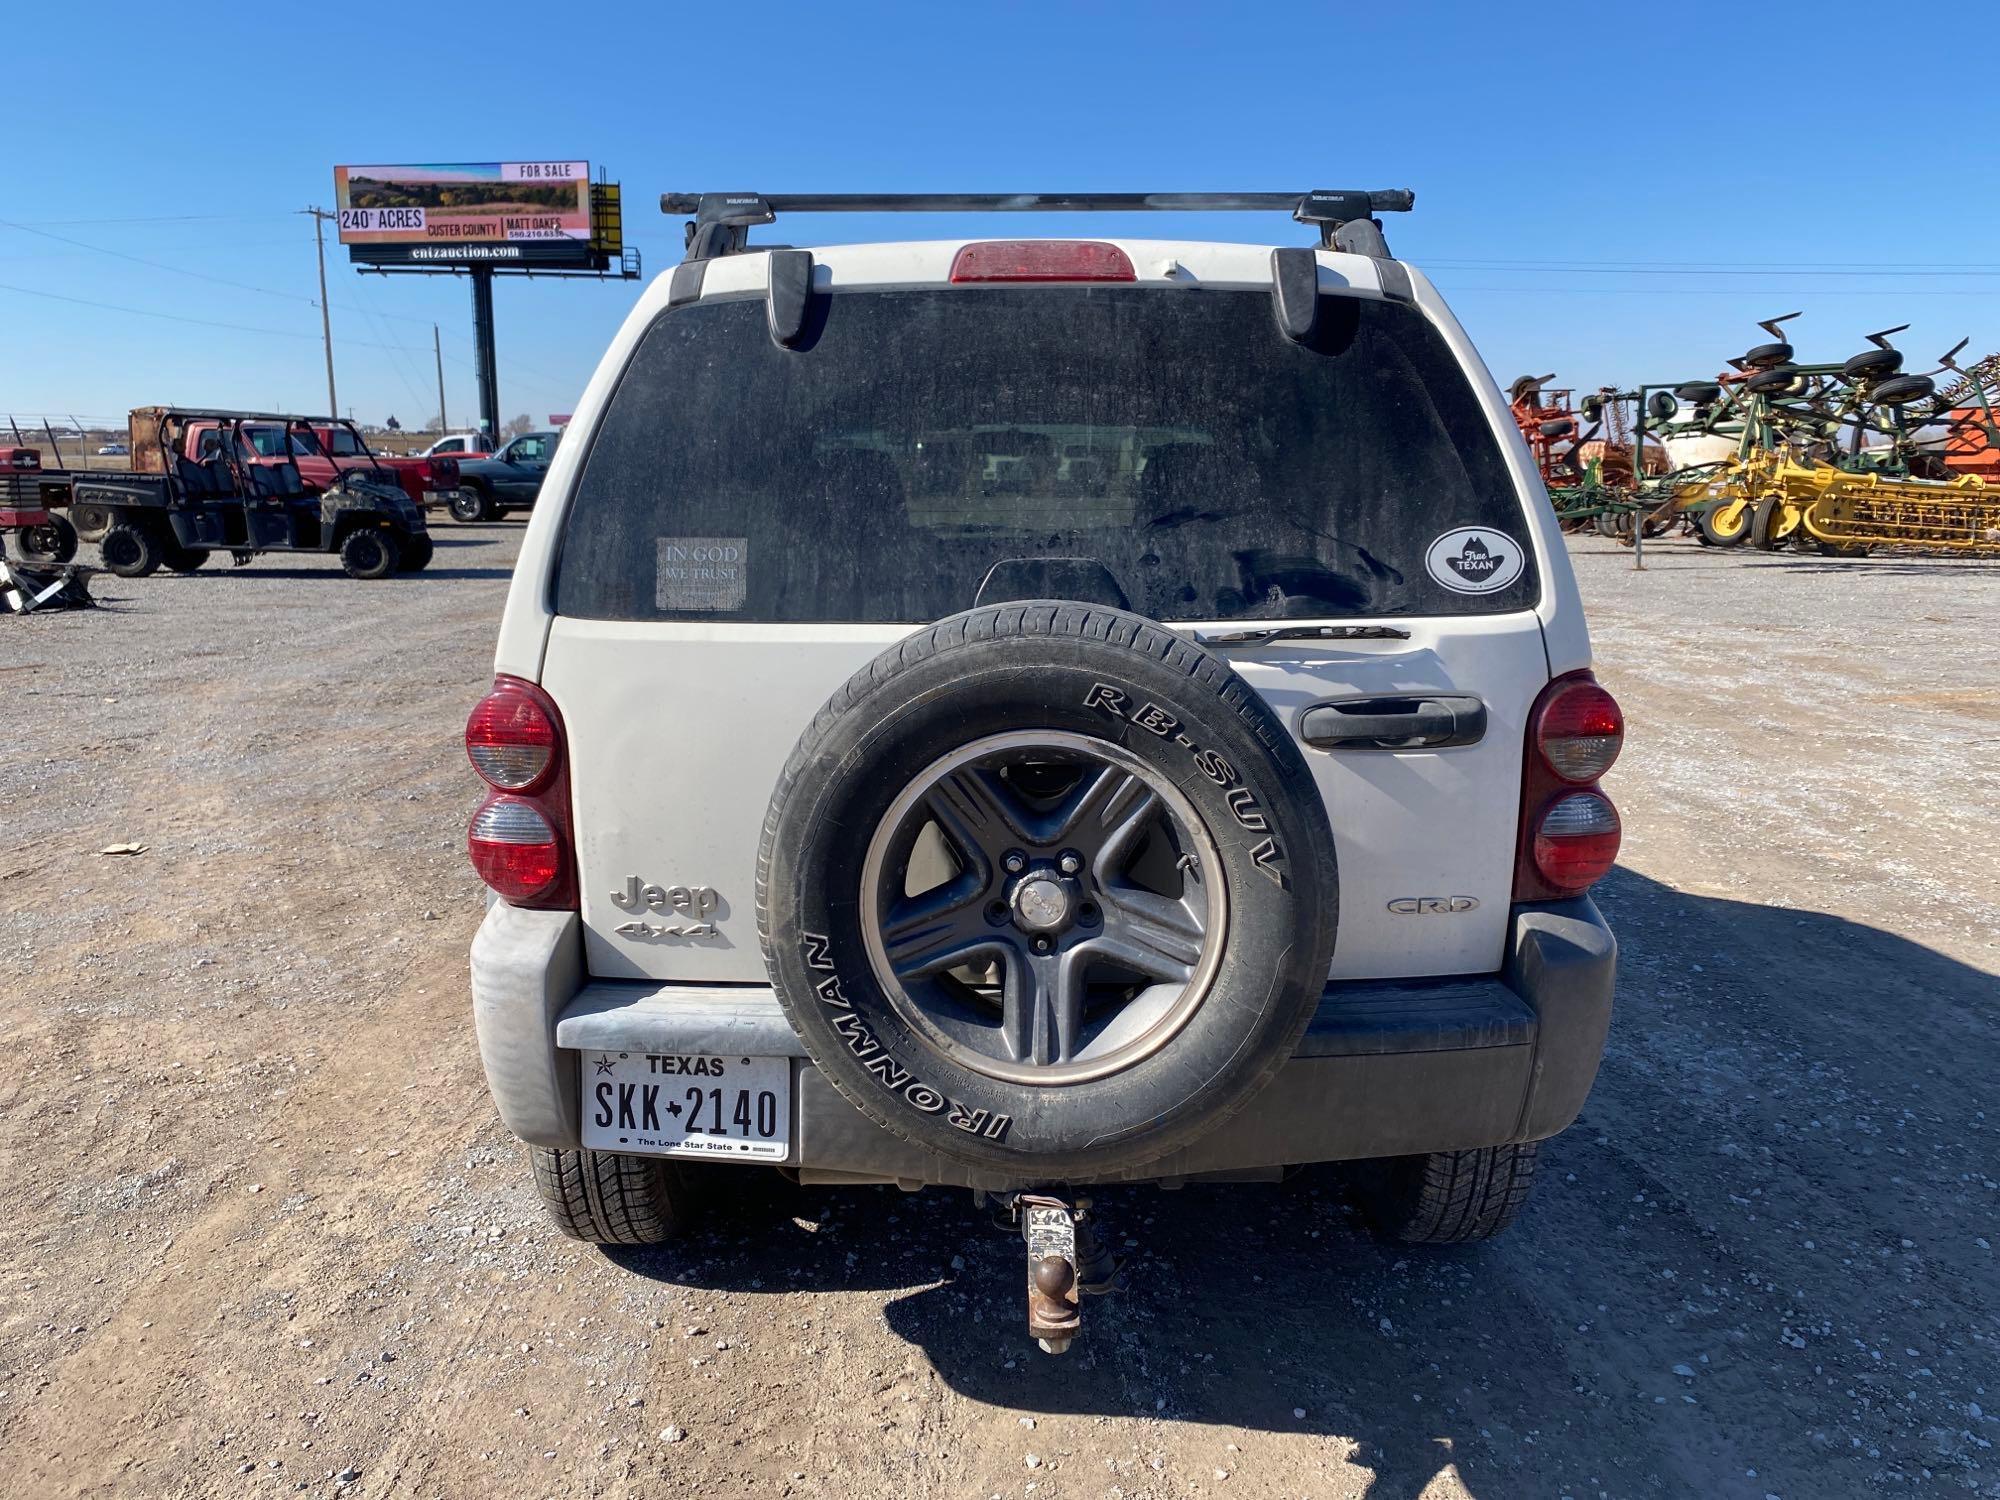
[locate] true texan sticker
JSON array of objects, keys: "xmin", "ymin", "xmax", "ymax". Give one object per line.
[{"xmin": 1424, "ymin": 527, "xmax": 1525, "ymax": 595}]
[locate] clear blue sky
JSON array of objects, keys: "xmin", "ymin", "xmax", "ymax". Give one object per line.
[{"xmin": 6, "ymin": 0, "xmax": 1996, "ymax": 433}]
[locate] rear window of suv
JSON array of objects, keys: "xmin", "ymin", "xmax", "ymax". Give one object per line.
[{"xmin": 554, "ymin": 285, "xmax": 1536, "ymax": 622}]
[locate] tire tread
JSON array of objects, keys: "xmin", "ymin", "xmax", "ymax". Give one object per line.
[
  {"xmin": 1374, "ymin": 1142, "xmax": 1541, "ymax": 1244},
  {"xmin": 527, "ymin": 1146, "xmax": 689, "ymax": 1245}
]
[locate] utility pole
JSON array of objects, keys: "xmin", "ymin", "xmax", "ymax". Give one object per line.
[
  {"xmin": 432, "ymin": 324, "xmax": 448, "ymax": 435},
  {"xmin": 300, "ymin": 207, "xmax": 339, "ymax": 417}
]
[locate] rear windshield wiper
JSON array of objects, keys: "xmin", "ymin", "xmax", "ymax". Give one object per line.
[{"xmin": 1194, "ymin": 623, "xmax": 1411, "ymax": 646}]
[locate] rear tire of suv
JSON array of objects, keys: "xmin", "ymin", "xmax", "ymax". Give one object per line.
[
  {"xmin": 100, "ymin": 523, "xmax": 161, "ymax": 578},
  {"xmin": 527, "ymin": 1146, "xmax": 696, "ymax": 1245},
  {"xmin": 757, "ymin": 601, "xmax": 1341, "ymax": 1180},
  {"xmin": 1361, "ymin": 1142, "xmax": 1541, "ymax": 1244},
  {"xmin": 398, "ymin": 535, "xmax": 435, "ymax": 571}
]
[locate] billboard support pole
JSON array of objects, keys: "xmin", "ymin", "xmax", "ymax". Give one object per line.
[{"xmin": 471, "ymin": 266, "xmax": 499, "ymax": 444}]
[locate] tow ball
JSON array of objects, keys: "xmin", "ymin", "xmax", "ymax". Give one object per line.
[{"xmin": 1002, "ymin": 1192, "xmax": 1123, "ymax": 1355}]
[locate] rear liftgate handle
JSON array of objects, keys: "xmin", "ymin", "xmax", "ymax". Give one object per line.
[{"xmin": 1297, "ymin": 694, "xmax": 1487, "ymax": 751}]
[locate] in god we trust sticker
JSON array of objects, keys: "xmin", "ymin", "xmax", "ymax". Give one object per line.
[{"xmin": 1424, "ymin": 527, "xmax": 1525, "ymax": 595}]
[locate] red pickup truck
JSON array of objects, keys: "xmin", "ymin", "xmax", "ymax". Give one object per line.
[{"xmin": 214, "ymin": 419, "xmax": 458, "ymax": 509}]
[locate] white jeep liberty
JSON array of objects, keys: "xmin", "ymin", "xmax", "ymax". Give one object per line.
[{"xmin": 464, "ymin": 190, "xmax": 1621, "ymax": 1350}]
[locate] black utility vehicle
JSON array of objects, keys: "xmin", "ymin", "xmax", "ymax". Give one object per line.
[{"xmin": 75, "ymin": 408, "xmax": 432, "ymax": 580}]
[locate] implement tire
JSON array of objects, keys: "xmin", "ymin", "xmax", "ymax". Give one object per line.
[
  {"xmin": 1696, "ymin": 502, "xmax": 1753, "ymax": 548},
  {"xmin": 1749, "ymin": 498, "xmax": 1792, "ymax": 551}
]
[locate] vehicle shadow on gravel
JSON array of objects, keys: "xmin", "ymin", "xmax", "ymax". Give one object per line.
[{"xmin": 606, "ymin": 868, "xmax": 1999, "ymax": 1498}]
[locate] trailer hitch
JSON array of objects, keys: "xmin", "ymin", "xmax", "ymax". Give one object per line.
[{"xmin": 1001, "ymin": 1192, "xmax": 1123, "ymax": 1355}]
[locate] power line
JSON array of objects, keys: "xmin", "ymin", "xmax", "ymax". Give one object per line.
[
  {"xmin": 0, "ymin": 279, "xmax": 425, "ymax": 348},
  {"xmin": 1, "ymin": 212, "xmax": 299, "ymax": 227},
  {"xmin": 0, "ymin": 216, "xmax": 443, "ymax": 325}
]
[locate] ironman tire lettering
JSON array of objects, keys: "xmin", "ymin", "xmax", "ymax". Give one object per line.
[{"xmin": 802, "ymin": 932, "xmax": 1013, "ymax": 1140}]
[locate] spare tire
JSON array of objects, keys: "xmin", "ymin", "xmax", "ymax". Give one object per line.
[
  {"xmin": 756, "ymin": 602, "xmax": 1340, "ymax": 1178},
  {"xmin": 1676, "ymin": 382, "xmax": 1722, "ymax": 405},
  {"xmin": 1742, "ymin": 341, "xmax": 1794, "ymax": 369},
  {"xmin": 1746, "ymin": 365, "xmax": 1800, "ymax": 395}
]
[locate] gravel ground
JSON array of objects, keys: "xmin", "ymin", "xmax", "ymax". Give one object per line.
[{"xmin": 0, "ymin": 528, "xmax": 1995, "ymax": 1499}]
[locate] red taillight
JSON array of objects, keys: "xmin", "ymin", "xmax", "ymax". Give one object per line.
[
  {"xmin": 468, "ymin": 797, "xmax": 563, "ymax": 901},
  {"xmin": 1515, "ymin": 670, "xmax": 1624, "ymax": 899},
  {"xmin": 949, "ymin": 240, "xmax": 1137, "ymax": 284},
  {"xmin": 1535, "ymin": 678, "xmax": 1624, "ymax": 783},
  {"xmin": 1532, "ymin": 791, "xmax": 1622, "ymax": 890},
  {"xmin": 465, "ymin": 675, "xmax": 574, "ymax": 908},
  {"xmin": 466, "ymin": 678, "xmax": 558, "ymax": 791}
]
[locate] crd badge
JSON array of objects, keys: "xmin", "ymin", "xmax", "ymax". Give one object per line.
[{"xmin": 1387, "ymin": 896, "xmax": 1480, "ymax": 915}]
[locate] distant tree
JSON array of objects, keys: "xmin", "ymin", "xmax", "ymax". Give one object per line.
[
  {"xmin": 503, "ymin": 412, "xmax": 534, "ymax": 439},
  {"xmin": 385, "ymin": 414, "xmax": 401, "ymax": 432},
  {"xmin": 427, "ymin": 412, "xmax": 443, "ymax": 432}
]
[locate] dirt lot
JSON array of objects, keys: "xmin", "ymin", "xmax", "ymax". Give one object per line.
[{"xmin": 2, "ymin": 530, "xmax": 1995, "ymax": 1500}]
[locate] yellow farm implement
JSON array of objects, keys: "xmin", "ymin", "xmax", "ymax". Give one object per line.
[{"xmin": 1669, "ymin": 451, "xmax": 2000, "ymax": 557}]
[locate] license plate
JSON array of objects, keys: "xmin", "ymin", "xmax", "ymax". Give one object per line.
[{"xmin": 579, "ymin": 1051, "xmax": 790, "ymax": 1161}]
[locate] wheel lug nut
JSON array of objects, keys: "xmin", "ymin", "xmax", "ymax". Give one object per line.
[
  {"xmin": 1058, "ymin": 851, "xmax": 1081, "ymax": 875},
  {"xmin": 1003, "ymin": 850, "xmax": 1027, "ymax": 874},
  {"xmin": 1033, "ymin": 936, "xmax": 1051, "ymax": 953}
]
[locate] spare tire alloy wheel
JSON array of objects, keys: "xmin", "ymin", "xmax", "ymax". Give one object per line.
[{"xmin": 757, "ymin": 603, "xmax": 1340, "ymax": 1179}]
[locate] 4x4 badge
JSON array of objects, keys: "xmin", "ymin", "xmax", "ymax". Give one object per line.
[{"xmin": 1424, "ymin": 527, "xmax": 1524, "ymax": 595}]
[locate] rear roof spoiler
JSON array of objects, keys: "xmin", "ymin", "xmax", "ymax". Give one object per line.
[{"xmin": 661, "ymin": 189, "xmax": 1415, "ymax": 262}]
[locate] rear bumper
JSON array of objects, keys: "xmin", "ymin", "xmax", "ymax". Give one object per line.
[{"xmin": 471, "ymin": 899, "xmax": 1614, "ymax": 1189}]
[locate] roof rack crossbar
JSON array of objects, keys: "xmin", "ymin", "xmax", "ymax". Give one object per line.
[{"xmin": 663, "ymin": 189, "xmax": 1415, "ymax": 262}]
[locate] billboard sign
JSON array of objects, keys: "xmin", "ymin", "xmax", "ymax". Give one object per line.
[{"xmin": 335, "ymin": 162, "xmax": 595, "ymax": 265}]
